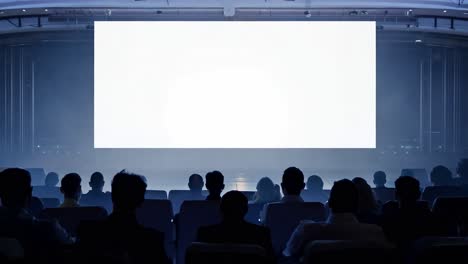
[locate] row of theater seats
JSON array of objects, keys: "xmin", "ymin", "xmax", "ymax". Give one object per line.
[
  {"xmin": 186, "ymin": 237, "xmax": 468, "ymax": 264},
  {"xmin": 32, "ymin": 196, "xmax": 468, "ymax": 264}
]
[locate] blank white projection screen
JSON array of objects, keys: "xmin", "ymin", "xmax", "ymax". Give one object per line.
[{"xmin": 94, "ymin": 21, "xmax": 376, "ymax": 148}]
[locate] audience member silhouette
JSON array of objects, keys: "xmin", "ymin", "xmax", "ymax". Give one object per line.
[
  {"xmin": 430, "ymin": 165, "xmax": 453, "ymax": 186},
  {"xmin": 205, "ymin": 171, "xmax": 225, "ymax": 201},
  {"xmin": 352, "ymin": 177, "xmax": 379, "ymax": 224},
  {"xmin": 252, "ymin": 177, "xmax": 281, "ymax": 205},
  {"xmin": 81, "ymin": 172, "xmax": 112, "ymax": 212},
  {"xmin": 197, "ymin": 191, "xmax": 275, "ymax": 261},
  {"xmin": 284, "ymin": 179, "xmax": 388, "ymax": 258},
  {"xmin": 0, "ymin": 168, "xmax": 71, "ymax": 258},
  {"xmin": 302, "ymin": 175, "xmax": 328, "ymax": 203},
  {"xmin": 280, "ymin": 167, "xmax": 305, "ymax": 203},
  {"xmin": 77, "ymin": 171, "xmax": 170, "ymax": 264},
  {"xmin": 456, "ymin": 159, "xmax": 468, "ymax": 185},
  {"xmin": 373, "ymin": 171, "xmax": 388, "ymax": 188},
  {"xmin": 422, "ymin": 165, "xmax": 461, "ymax": 204},
  {"xmin": 382, "ymin": 176, "xmax": 437, "ymax": 248},
  {"xmin": 59, "ymin": 173, "xmax": 82, "ymax": 208},
  {"xmin": 32, "ymin": 172, "xmax": 62, "ymax": 200},
  {"xmin": 188, "ymin": 173, "xmax": 205, "ymax": 197}
]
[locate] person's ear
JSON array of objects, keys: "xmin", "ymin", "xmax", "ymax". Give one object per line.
[
  {"xmin": 60, "ymin": 187, "xmax": 65, "ymax": 194},
  {"xmin": 280, "ymin": 183, "xmax": 286, "ymax": 195},
  {"xmin": 301, "ymin": 182, "xmax": 306, "ymax": 190},
  {"xmin": 221, "ymin": 184, "xmax": 225, "ymax": 190}
]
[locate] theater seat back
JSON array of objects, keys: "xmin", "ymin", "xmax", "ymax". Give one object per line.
[
  {"xmin": 303, "ymin": 240, "xmax": 395, "ymax": 264},
  {"xmin": 176, "ymin": 201, "xmax": 221, "ymax": 264},
  {"xmin": 40, "ymin": 198, "xmax": 60, "ymax": 208},
  {"xmin": 145, "ymin": 190, "xmax": 168, "ymax": 200},
  {"xmin": 186, "ymin": 242, "xmax": 268, "ymax": 264},
  {"xmin": 40, "ymin": 207, "xmax": 108, "ymax": 236},
  {"xmin": 136, "ymin": 199, "xmax": 174, "ymax": 257},
  {"xmin": 168, "ymin": 190, "xmax": 206, "ymax": 213},
  {"xmin": 263, "ymin": 202, "xmax": 326, "ymax": 254},
  {"xmin": 373, "ymin": 188, "xmax": 395, "ymax": 203}
]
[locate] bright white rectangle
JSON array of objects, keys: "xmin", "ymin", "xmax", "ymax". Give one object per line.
[{"xmin": 94, "ymin": 21, "xmax": 375, "ymax": 148}]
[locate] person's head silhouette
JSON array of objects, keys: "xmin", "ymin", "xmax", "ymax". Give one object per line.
[
  {"xmin": 0, "ymin": 168, "xmax": 32, "ymax": 209},
  {"xmin": 188, "ymin": 174, "xmax": 204, "ymax": 192},
  {"xmin": 395, "ymin": 176, "xmax": 421, "ymax": 206},
  {"xmin": 328, "ymin": 179, "xmax": 359, "ymax": 215},
  {"xmin": 456, "ymin": 159, "xmax": 468, "ymax": 183},
  {"xmin": 45, "ymin": 172, "xmax": 59, "ymax": 187},
  {"xmin": 111, "ymin": 171, "xmax": 147, "ymax": 213},
  {"xmin": 281, "ymin": 167, "xmax": 305, "ymax": 196},
  {"xmin": 430, "ymin": 165, "xmax": 453, "ymax": 186},
  {"xmin": 220, "ymin": 191, "xmax": 248, "ymax": 223},
  {"xmin": 255, "ymin": 177, "xmax": 278, "ymax": 203},
  {"xmin": 373, "ymin": 171, "xmax": 387, "ymax": 188},
  {"xmin": 352, "ymin": 177, "xmax": 378, "ymax": 214},
  {"xmin": 89, "ymin": 172, "xmax": 105, "ymax": 192},
  {"xmin": 306, "ymin": 175, "xmax": 324, "ymax": 192},
  {"xmin": 60, "ymin": 173, "xmax": 82, "ymax": 201},
  {"xmin": 205, "ymin": 171, "xmax": 224, "ymax": 200}
]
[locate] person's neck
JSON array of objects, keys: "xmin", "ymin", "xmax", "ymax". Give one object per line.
[{"xmin": 207, "ymin": 192, "xmax": 221, "ymax": 198}]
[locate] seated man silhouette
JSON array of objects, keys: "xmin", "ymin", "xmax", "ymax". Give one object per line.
[
  {"xmin": 283, "ymin": 179, "xmax": 389, "ymax": 258},
  {"xmin": 32, "ymin": 172, "xmax": 62, "ymax": 200},
  {"xmin": 280, "ymin": 167, "xmax": 305, "ymax": 203},
  {"xmin": 373, "ymin": 171, "xmax": 388, "ymax": 189},
  {"xmin": 77, "ymin": 171, "xmax": 170, "ymax": 264},
  {"xmin": 301, "ymin": 175, "xmax": 327, "ymax": 203},
  {"xmin": 81, "ymin": 172, "xmax": 112, "ymax": 212},
  {"xmin": 188, "ymin": 173, "xmax": 205, "ymax": 199},
  {"xmin": 59, "ymin": 173, "xmax": 82, "ymax": 208},
  {"xmin": 422, "ymin": 166, "xmax": 461, "ymax": 204},
  {"xmin": 382, "ymin": 176, "xmax": 438, "ymax": 248},
  {"xmin": 0, "ymin": 168, "xmax": 72, "ymax": 258},
  {"xmin": 197, "ymin": 191, "xmax": 275, "ymax": 260},
  {"xmin": 372, "ymin": 171, "xmax": 394, "ymax": 204},
  {"xmin": 205, "ymin": 171, "xmax": 225, "ymax": 201}
]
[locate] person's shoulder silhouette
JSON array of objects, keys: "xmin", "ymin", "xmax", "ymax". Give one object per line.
[
  {"xmin": 0, "ymin": 168, "xmax": 71, "ymax": 258},
  {"xmin": 197, "ymin": 191, "xmax": 275, "ymax": 259},
  {"xmin": 382, "ymin": 176, "xmax": 437, "ymax": 246},
  {"xmin": 77, "ymin": 170, "xmax": 170, "ymax": 264}
]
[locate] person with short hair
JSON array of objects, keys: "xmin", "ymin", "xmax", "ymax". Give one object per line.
[
  {"xmin": 59, "ymin": 173, "xmax": 82, "ymax": 208},
  {"xmin": 284, "ymin": 179, "xmax": 388, "ymax": 258},
  {"xmin": 77, "ymin": 171, "xmax": 170, "ymax": 264},
  {"xmin": 429, "ymin": 166, "xmax": 453, "ymax": 186},
  {"xmin": 382, "ymin": 176, "xmax": 437, "ymax": 248},
  {"xmin": 0, "ymin": 168, "xmax": 72, "ymax": 258},
  {"xmin": 197, "ymin": 191, "xmax": 275, "ymax": 261},
  {"xmin": 188, "ymin": 173, "xmax": 204, "ymax": 197},
  {"xmin": 81, "ymin": 172, "xmax": 112, "ymax": 212},
  {"xmin": 302, "ymin": 175, "xmax": 327, "ymax": 203},
  {"xmin": 373, "ymin": 171, "xmax": 387, "ymax": 188},
  {"xmin": 205, "ymin": 171, "xmax": 225, "ymax": 201},
  {"xmin": 280, "ymin": 167, "xmax": 305, "ymax": 203}
]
